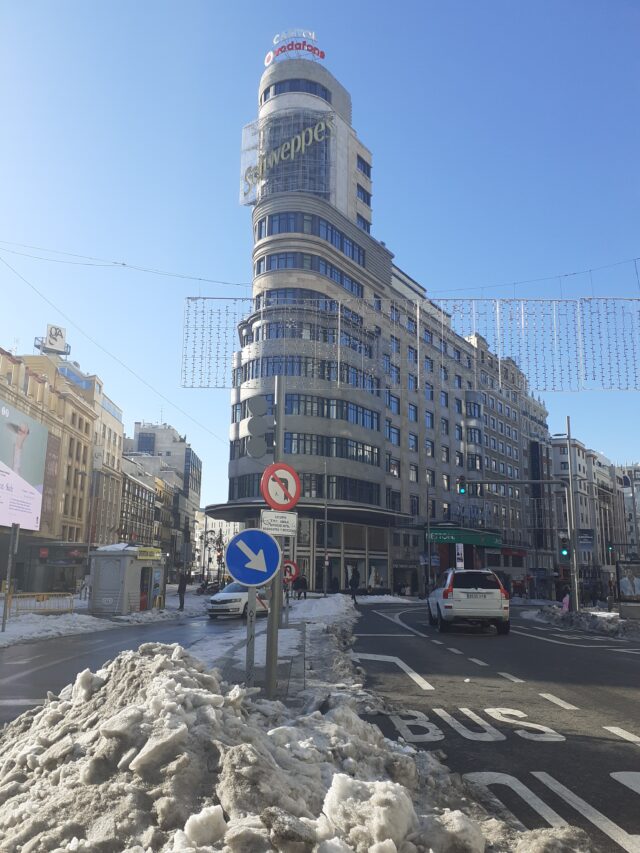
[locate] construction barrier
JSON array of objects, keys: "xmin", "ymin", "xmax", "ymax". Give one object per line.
[{"xmin": 1, "ymin": 592, "xmax": 75, "ymax": 617}]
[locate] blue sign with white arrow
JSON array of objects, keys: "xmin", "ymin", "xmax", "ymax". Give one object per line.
[{"xmin": 224, "ymin": 528, "xmax": 282, "ymax": 587}]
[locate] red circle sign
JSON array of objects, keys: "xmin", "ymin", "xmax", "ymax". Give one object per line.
[
  {"xmin": 260, "ymin": 463, "xmax": 301, "ymax": 511},
  {"xmin": 283, "ymin": 560, "xmax": 300, "ymax": 584}
]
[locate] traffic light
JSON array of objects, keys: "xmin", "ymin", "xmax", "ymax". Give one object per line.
[
  {"xmin": 245, "ymin": 395, "xmax": 274, "ymax": 459},
  {"xmin": 559, "ymin": 537, "xmax": 570, "ymax": 561},
  {"xmin": 607, "ymin": 543, "xmax": 614, "ymax": 553},
  {"xmin": 456, "ymin": 476, "xmax": 467, "ymax": 495}
]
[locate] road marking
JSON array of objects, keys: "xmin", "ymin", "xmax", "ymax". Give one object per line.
[
  {"xmin": 431, "ymin": 640, "xmax": 444, "ymax": 645},
  {"xmin": 539, "ymin": 693, "xmax": 579, "ymax": 710},
  {"xmin": 353, "ymin": 633, "xmax": 414, "ymax": 637},
  {"xmin": 498, "ymin": 672, "xmax": 525, "ymax": 683},
  {"xmin": 468, "ymin": 658, "xmax": 488, "ymax": 667},
  {"xmin": 511, "ymin": 629, "xmax": 640, "ymax": 653},
  {"xmin": 433, "ymin": 707, "xmax": 505, "ymax": 741},
  {"xmin": 464, "ymin": 771, "xmax": 568, "ymax": 828},
  {"xmin": 603, "ymin": 726, "xmax": 640, "ymax": 745},
  {"xmin": 372, "ymin": 609, "xmax": 429, "ymax": 638},
  {"xmin": 533, "ymin": 771, "xmax": 640, "ymax": 853},
  {"xmin": 0, "ymin": 699, "xmax": 46, "ymax": 706},
  {"xmin": 485, "ymin": 708, "xmax": 565, "ymax": 741},
  {"xmin": 611, "ymin": 772, "xmax": 640, "ymax": 795},
  {"xmin": 447, "ymin": 647, "xmax": 464, "ymax": 655},
  {"xmin": 351, "ymin": 652, "xmax": 434, "ymax": 690},
  {"xmin": 389, "ymin": 710, "xmax": 444, "ymax": 742}
]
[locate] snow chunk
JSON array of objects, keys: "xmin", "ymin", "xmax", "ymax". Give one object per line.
[
  {"xmin": 129, "ymin": 724, "xmax": 188, "ymax": 777},
  {"xmin": 71, "ymin": 668, "xmax": 105, "ymax": 702},
  {"xmin": 182, "ymin": 803, "xmax": 227, "ymax": 845},
  {"xmin": 322, "ymin": 772, "xmax": 417, "ymax": 851}
]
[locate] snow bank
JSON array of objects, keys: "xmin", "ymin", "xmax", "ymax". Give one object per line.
[
  {"xmin": 0, "ymin": 641, "xmax": 594, "ymax": 852},
  {"xmin": 0, "ymin": 611, "xmax": 114, "ymax": 648},
  {"xmin": 525, "ymin": 606, "xmax": 640, "ymax": 638}
]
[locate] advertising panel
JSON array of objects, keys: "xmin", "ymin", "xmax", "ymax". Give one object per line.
[
  {"xmin": 617, "ymin": 561, "xmax": 640, "ymax": 602},
  {"xmin": 45, "ymin": 325, "xmax": 67, "ymax": 354},
  {"xmin": 0, "ymin": 401, "xmax": 48, "ymax": 530},
  {"xmin": 41, "ymin": 433, "xmax": 61, "ymax": 529}
]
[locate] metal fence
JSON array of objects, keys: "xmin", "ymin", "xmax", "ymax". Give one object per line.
[{"xmin": 1, "ymin": 592, "xmax": 75, "ymax": 617}]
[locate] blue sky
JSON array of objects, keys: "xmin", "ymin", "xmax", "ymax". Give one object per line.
[{"xmin": 1, "ymin": 0, "xmax": 638, "ymax": 505}]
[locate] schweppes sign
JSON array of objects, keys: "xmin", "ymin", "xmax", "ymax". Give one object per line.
[{"xmin": 242, "ymin": 115, "xmax": 335, "ymax": 197}]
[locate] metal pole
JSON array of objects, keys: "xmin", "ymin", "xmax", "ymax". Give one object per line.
[
  {"xmin": 425, "ymin": 483, "xmax": 431, "ymax": 595},
  {"xmin": 323, "ymin": 457, "xmax": 328, "ymax": 597},
  {"xmin": 265, "ymin": 374, "xmax": 285, "ymax": 699},
  {"xmin": 2, "ymin": 524, "xmax": 19, "ymax": 633},
  {"xmin": 245, "ymin": 586, "xmax": 256, "ymax": 688},
  {"xmin": 566, "ymin": 416, "xmax": 581, "ymax": 611},
  {"xmin": 628, "ymin": 470, "xmax": 640, "ymax": 558}
]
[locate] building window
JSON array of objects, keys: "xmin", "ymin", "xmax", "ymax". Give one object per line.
[
  {"xmin": 357, "ymin": 184, "xmax": 371, "ymax": 205},
  {"xmin": 390, "ymin": 335, "xmax": 400, "ymax": 353},
  {"xmin": 408, "ymin": 374, "xmax": 417, "ymax": 392},
  {"xmin": 410, "ymin": 494, "xmax": 420, "ymax": 517},
  {"xmin": 441, "ymin": 445, "xmax": 449, "ymax": 464},
  {"xmin": 441, "ymin": 417, "xmax": 449, "ymax": 436},
  {"xmin": 467, "ymin": 428, "xmax": 482, "ymax": 444},
  {"xmin": 386, "ymin": 488, "xmax": 401, "ymax": 511},
  {"xmin": 408, "ymin": 403, "xmax": 418, "ymax": 422},
  {"xmin": 387, "ymin": 456, "xmax": 401, "ymax": 477},
  {"xmin": 357, "ymin": 155, "xmax": 372, "ymax": 178},
  {"xmin": 425, "ymin": 439, "xmax": 435, "ymax": 457},
  {"xmin": 357, "ymin": 214, "xmax": 371, "ymax": 234},
  {"xmin": 424, "ymin": 382, "xmax": 434, "ymax": 401},
  {"xmin": 385, "ymin": 420, "xmax": 400, "ymax": 446},
  {"xmin": 440, "ymin": 391, "xmax": 449, "ymax": 408},
  {"xmin": 409, "ymin": 432, "xmax": 418, "ymax": 452},
  {"xmin": 425, "ymin": 411, "xmax": 434, "ymax": 429},
  {"xmin": 442, "ymin": 473, "xmax": 451, "ymax": 491},
  {"xmin": 409, "ymin": 464, "xmax": 418, "ymax": 483},
  {"xmin": 385, "ymin": 391, "xmax": 400, "ymax": 414},
  {"xmin": 407, "ymin": 346, "xmax": 417, "ymax": 363},
  {"xmin": 456, "ymin": 451, "xmax": 464, "ymax": 467},
  {"xmin": 426, "ymin": 469, "xmax": 436, "ymax": 487}
]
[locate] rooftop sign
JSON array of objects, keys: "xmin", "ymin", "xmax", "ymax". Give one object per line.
[{"xmin": 264, "ymin": 29, "xmax": 325, "ymax": 67}]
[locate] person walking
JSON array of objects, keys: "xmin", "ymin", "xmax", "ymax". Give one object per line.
[
  {"xmin": 298, "ymin": 574, "xmax": 308, "ymax": 600},
  {"xmin": 177, "ymin": 572, "xmax": 188, "ymax": 611},
  {"xmin": 349, "ymin": 567, "xmax": 360, "ymax": 603}
]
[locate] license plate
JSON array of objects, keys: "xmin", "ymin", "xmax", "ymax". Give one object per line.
[{"xmin": 467, "ymin": 593, "xmax": 487, "ymax": 598}]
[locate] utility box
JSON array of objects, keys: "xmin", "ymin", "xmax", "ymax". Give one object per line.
[{"xmin": 89, "ymin": 543, "xmax": 166, "ymax": 617}]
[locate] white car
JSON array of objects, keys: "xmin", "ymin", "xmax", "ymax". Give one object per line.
[
  {"xmin": 427, "ymin": 569, "xmax": 510, "ymax": 634},
  {"xmin": 207, "ymin": 582, "xmax": 269, "ymax": 619}
]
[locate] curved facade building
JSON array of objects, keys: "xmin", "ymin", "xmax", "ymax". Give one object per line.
[{"xmin": 208, "ymin": 52, "xmax": 556, "ymax": 595}]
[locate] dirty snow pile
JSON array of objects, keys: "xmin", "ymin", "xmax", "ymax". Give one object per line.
[
  {"xmin": 523, "ymin": 606, "xmax": 640, "ymax": 638},
  {"xmin": 0, "ymin": 643, "xmax": 593, "ymax": 853},
  {"xmin": 0, "ymin": 611, "xmax": 115, "ymax": 648}
]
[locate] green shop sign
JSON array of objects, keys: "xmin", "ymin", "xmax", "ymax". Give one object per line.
[{"xmin": 426, "ymin": 528, "xmax": 502, "ymax": 548}]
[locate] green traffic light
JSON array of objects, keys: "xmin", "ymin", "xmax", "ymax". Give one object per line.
[{"xmin": 561, "ymin": 548, "xmax": 569, "ymax": 557}]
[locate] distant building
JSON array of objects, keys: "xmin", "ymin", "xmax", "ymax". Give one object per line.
[
  {"xmin": 125, "ymin": 422, "xmax": 202, "ymax": 573},
  {"xmin": 119, "ymin": 457, "xmax": 155, "ymax": 547}
]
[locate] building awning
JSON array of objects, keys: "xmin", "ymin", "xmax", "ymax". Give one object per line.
[{"xmin": 426, "ymin": 526, "xmax": 502, "ymax": 548}]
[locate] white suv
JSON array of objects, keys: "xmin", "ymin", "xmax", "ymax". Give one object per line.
[{"xmin": 427, "ymin": 569, "xmax": 510, "ymax": 634}]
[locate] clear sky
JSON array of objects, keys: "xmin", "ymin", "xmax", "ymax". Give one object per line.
[{"xmin": 1, "ymin": 0, "xmax": 638, "ymax": 505}]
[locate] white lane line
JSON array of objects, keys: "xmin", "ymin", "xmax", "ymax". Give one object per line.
[
  {"xmin": 447, "ymin": 647, "xmax": 464, "ymax": 655},
  {"xmin": 0, "ymin": 699, "xmax": 46, "ymax": 707},
  {"xmin": 539, "ymin": 693, "xmax": 579, "ymax": 710},
  {"xmin": 533, "ymin": 772, "xmax": 640, "ymax": 853},
  {"xmin": 498, "ymin": 672, "xmax": 525, "ymax": 683},
  {"xmin": 431, "ymin": 640, "xmax": 444, "ymax": 645},
  {"xmin": 372, "ymin": 609, "xmax": 429, "ymax": 638},
  {"xmin": 353, "ymin": 633, "xmax": 414, "ymax": 637},
  {"xmin": 603, "ymin": 726, "xmax": 640, "ymax": 745},
  {"xmin": 511, "ymin": 629, "xmax": 640, "ymax": 653},
  {"xmin": 468, "ymin": 658, "xmax": 488, "ymax": 667},
  {"xmin": 351, "ymin": 652, "xmax": 435, "ymax": 690}
]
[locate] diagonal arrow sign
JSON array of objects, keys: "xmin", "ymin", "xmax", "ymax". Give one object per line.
[{"xmin": 236, "ymin": 539, "xmax": 267, "ymax": 572}]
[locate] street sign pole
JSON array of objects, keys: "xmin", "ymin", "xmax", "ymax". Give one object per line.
[
  {"xmin": 1, "ymin": 524, "xmax": 19, "ymax": 633},
  {"xmin": 265, "ymin": 374, "xmax": 285, "ymax": 699},
  {"xmin": 246, "ymin": 586, "xmax": 256, "ymax": 687}
]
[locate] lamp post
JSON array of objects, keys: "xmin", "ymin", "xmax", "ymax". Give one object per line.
[{"xmin": 552, "ymin": 418, "xmax": 581, "ymax": 612}]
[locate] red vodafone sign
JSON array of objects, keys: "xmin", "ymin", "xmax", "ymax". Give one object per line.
[{"xmin": 260, "ymin": 463, "xmax": 301, "ymax": 512}]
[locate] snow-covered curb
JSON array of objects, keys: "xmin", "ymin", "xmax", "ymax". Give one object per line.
[{"xmin": 520, "ymin": 606, "xmax": 640, "ymax": 638}]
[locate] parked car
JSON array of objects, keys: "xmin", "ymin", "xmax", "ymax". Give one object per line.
[
  {"xmin": 207, "ymin": 582, "xmax": 269, "ymax": 619},
  {"xmin": 427, "ymin": 569, "xmax": 510, "ymax": 634}
]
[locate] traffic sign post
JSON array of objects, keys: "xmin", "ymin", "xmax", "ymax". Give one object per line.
[
  {"xmin": 260, "ymin": 462, "xmax": 301, "ymax": 512},
  {"xmin": 225, "ymin": 529, "xmax": 282, "ymax": 690}
]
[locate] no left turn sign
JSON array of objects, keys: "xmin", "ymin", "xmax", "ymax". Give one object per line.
[{"xmin": 260, "ymin": 462, "xmax": 301, "ymax": 512}]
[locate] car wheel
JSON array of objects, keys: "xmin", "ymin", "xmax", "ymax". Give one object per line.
[
  {"xmin": 437, "ymin": 609, "xmax": 449, "ymax": 633},
  {"xmin": 428, "ymin": 603, "xmax": 437, "ymax": 626},
  {"xmin": 208, "ymin": 615, "xmax": 217, "ymax": 620},
  {"xmin": 496, "ymin": 620, "xmax": 510, "ymax": 635},
  {"xmin": 242, "ymin": 604, "xmax": 248, "ymax": 619}
]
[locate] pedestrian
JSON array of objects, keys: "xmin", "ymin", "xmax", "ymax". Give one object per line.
[
  {"xmin": 349, "ymin": 567, "xmax": 360, "ymax": 603},
  {"xmin": 177, "ymin": 572, "xmax": 188, "ymax": 611},
  {"xmin": 561, "ymin": 587, "xmax": 570, "ymax": 613},
  {"xmin": 299, "ymin": 574, "xmax": 308, "ymax": 600},
  {"xmin": 292, "ymin": 575, "xmax": 302, "ymax": 599}
]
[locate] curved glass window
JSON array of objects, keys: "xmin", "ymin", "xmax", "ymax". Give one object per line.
[
  {"xmin": 283, "ymin": 433, "xmax": 380, "ymax": 467},
  {"xmin": 253, "ymin": 322, "xmax": 373, "ymax": 358},
  {"xmin": 257, "ymin": 212, "xmax": 366, "ymax": 267},
  {"xmin": 253, "ymin": 288, "xmax": 363, "ymax": 327},
  {"xmin": 229, "ymin": 473, "xmax": 379, "ymax": 506},
  {"xmin": 254, "ymin": 253, "xmax": 364, "ymax": 298},
  {"xmin": 260, "ymin": 78, "xmax": 332, "ymax": 105},
  {"xmin": 233, "ymin": 356, "xmax": 380, "ymax": 395}
]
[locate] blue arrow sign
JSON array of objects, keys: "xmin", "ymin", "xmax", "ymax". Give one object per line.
[{"xmin": 225, "ymin": 529, "xmax": 282, "ymax": 587}]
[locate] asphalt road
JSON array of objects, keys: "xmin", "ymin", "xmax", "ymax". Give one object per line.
[
  {"xmin": 353, "ymin": 604, "xmax": 640, "ymax": 853},
  {"xmin": 0, "ymin": 615, "xmax": 239, "ymax": 725}
]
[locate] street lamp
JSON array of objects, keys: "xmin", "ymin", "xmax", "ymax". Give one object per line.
[{"xmin": 552, "ymin": 416, "xmax": 581, "ymax": 611}]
